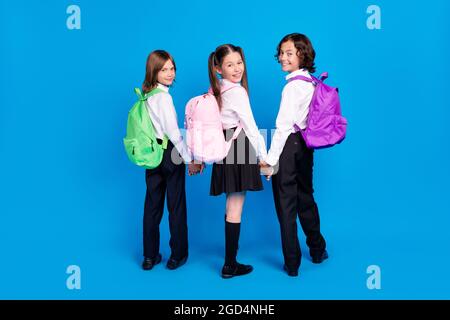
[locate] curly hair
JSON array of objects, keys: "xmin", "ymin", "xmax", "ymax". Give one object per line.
[{"xmin": 275, "ymin": 33, "xmax": 316, "ymax": 73}]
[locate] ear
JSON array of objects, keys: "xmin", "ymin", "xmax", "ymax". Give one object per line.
[{"xmin": 215, "ymin": 66, "xmax": 222, "ymax": 75}]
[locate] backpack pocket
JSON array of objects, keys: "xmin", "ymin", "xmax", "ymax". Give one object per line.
[
  {"xmin": 123, "ymin": 137, "xmax": 140, "ymax": 162},
  {"xmin": 123, "ymin": 137, "xmax": 163, "ymax": 169}
]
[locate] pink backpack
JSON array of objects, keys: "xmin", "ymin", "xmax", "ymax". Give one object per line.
[{"xmin": 185, "ymin": 82, "xmax": 242, "ymax": 163}]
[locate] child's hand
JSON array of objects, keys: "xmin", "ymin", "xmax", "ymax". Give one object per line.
[
  {"xmin": 188, "ymin": 161, "xmax": 204, "ymax": 176},
  {"xmin": 259, "ymin": 161, "xmax": 274, "ymax": 181},
  {"xmin": 188, "ymin": 162, "xmax": 200, "ymax": 176}
]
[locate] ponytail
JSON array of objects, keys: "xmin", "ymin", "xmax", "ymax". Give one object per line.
[{"xmin": 208, "ymin": 51, "xmax": 222, "ymax": 109}]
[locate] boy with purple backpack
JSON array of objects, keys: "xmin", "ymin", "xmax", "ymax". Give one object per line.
[{"xmin": 260, "ymin": 33, "xmax": 347, "ymax": 277}]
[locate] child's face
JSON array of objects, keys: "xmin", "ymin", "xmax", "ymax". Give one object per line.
[
  {"xmin": 279, "ymin": 40, "xmax": 301, "ymax": 73},
  {"xmin": 157, "ymin": 59, "xmax": 175, "ymax": 86},
  {"xmin": 216, "ymin": 51, "xmax": 244, "ymax": 83}
]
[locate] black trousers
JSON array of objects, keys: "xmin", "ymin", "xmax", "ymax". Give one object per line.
[
  {"xmin": 143, "ymin": 141, "xmax": 188, "ymax": 260},
  {"xmin": 271, "ymin": 132, "xmax": 326, "ymax": 270}
]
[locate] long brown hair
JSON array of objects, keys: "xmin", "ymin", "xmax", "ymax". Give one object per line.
[
  {"xmin": 208, "ymin": 44, "xmax": 249, "ymax": 109},
  {"xmin": 142, "ymin": 50, "xmax": 176, "ymax": 93},
  {"xmin": 275, "ymin": 33, "xmax": 316, "ymax": 73}
]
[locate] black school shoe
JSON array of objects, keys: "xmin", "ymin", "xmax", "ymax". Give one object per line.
[
  {"xmin": 142, "ymin": 253, "xmax": 162, "ymax": 270},
  {"xmin": 311, "ymin": 250, "xmax": 329, "ymax": 264},
  {"xmin": 283, "ymin": 265, "xmax": 299, "ymax": 277},
  {"xmin": 167, "ymin": 255, "xmax": 188, "ymax": 270},
  {"xmin": 221, "ymin": 263, "xmax": 253, "ymax": 279}
]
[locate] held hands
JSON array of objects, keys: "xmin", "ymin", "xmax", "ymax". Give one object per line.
[
  {"xmin": 259, "ymin": 160, "xmax": 274, "ymax": 181},
  {"xmin": 188, "ymin": 161, "xmax": 205, "ymax": 176}
]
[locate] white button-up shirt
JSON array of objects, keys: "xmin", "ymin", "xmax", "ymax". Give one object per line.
[
  {"xmin": 265, "ymin": 69, "xmax": 315, "ymax": 166},
  {"xmin": 145, "ymin": 83, "xmax": 192, "ymax": 163},
  {"xmin": 220, "ymin": 79, "xmax": 268, "ymax": 160}
]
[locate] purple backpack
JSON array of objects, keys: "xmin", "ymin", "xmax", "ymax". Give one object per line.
[{"xmin": 289, "ymin": 72, "xmax": 347, "ymax": 149}]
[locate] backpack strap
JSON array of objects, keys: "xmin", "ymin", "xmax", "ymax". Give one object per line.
[
  {"xmin": 204, "ymin": 82, "xmax": 244, "ymax": 145},
  {"xmin": 207, "ymin": 82, "xmax": 241, "ymax": 95},
  {"xmin": 230, "ymin": 125, "xmax": 243, "ymax": 140},
  {"xmin": 134, "ymin": 87, "xmax": 169, "ymax": 149},
  {"xmin": 288, "ymin": 75, "xmax": 317, "ymax": 85},
  {"xmin": 289, "ymin": 75, "xmax": 313, "ymax": 82},
  {"xmin": 318, "ymin": 72, "xmax": 328, "ymax": 81},
  {"xmin": 223, "ymin": 125, "xmax": 243, "ymax": 158},
  {"xmin": 220, "ymin": 82, "xmax": 243, "ymax": 141},
  {"xmin": 287, "ymin": 73, "xmax": 326, "ymax": 134},
  {"xmin": 288, "ymin": 72, "xmax": 328, "ymax": 85},
  {"xmin": 134, "ymin": 87, "xmax": 144, "ymax": 100},
  {"xmin": 221, "ymin": 82, "xmax": 240, "ymax": 94},
  {"xmin": 134, "ymin": 87, "xmax": 165, "ymax": 100},
  {"xmin": 161, "ymin": 136, "xmax": 168, "ymax": 149}
]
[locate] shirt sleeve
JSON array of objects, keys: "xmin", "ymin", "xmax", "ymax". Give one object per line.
[
  {"xmin": 155, "ymin": 93, "xmax": 192, "ymax": 163},
  {"xmin": 224, "ymin": 87, "xmax": 268, "ymax": 160},
  {"xmin": 265, "ymin": 83, "xmax": 309, "ymax": 166}
]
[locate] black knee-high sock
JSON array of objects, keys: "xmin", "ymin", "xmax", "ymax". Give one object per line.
[{"xmin": 225, "ymin": 221, "xmax": 241, "ymax": 266}]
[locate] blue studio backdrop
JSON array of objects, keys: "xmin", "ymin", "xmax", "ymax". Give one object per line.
[{"xmin": 1, "ymin": 0, "xmax": 449, "ymax": 299}]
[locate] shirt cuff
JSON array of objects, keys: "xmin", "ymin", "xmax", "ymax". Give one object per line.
[
  {"xmin": 181, "ymin": 152, "xmax": 193, "ymax": 164},
  {"xmin": 265, "ymin": 153, "xmax": 278, "ymax": 167}
]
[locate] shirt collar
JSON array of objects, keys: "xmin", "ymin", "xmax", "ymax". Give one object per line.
[
  {"xmin": 157, "ymin": 82, "xmax": 170, "ymax": 92},
  {"xmin": 285, "ymin": 68, "xmax": 310, "ymax": 81},
  {"xmin": 221, "ymin": 78, "xmax": 242, "ymax": 87}
]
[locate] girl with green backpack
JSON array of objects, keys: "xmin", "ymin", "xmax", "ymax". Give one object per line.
[{"xmin": 134, "ymin": 50, "xmax": 202, "ymax": 271}]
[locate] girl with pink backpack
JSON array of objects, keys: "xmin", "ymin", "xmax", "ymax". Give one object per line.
[
  {"xmin": 260, "ymin": 33, "xmax": 329, "ymax": 277},
  {"xmin": 207, "ymin": 44, "xmax": 268, "ymax": 278}
]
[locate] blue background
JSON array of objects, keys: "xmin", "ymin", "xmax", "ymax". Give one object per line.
[{"xmin": 1, "ymin": 0, "xmax": 449, "ymax": 299}]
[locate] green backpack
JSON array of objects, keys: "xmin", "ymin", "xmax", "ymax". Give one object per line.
[{"xmin": 123, "ymin": 88, "xmax": 168, "ymax": 169}]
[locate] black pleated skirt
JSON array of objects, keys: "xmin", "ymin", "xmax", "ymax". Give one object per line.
[{"xmin": 210, "ymin": 127, "xmax": 263, "ymax": 196}]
